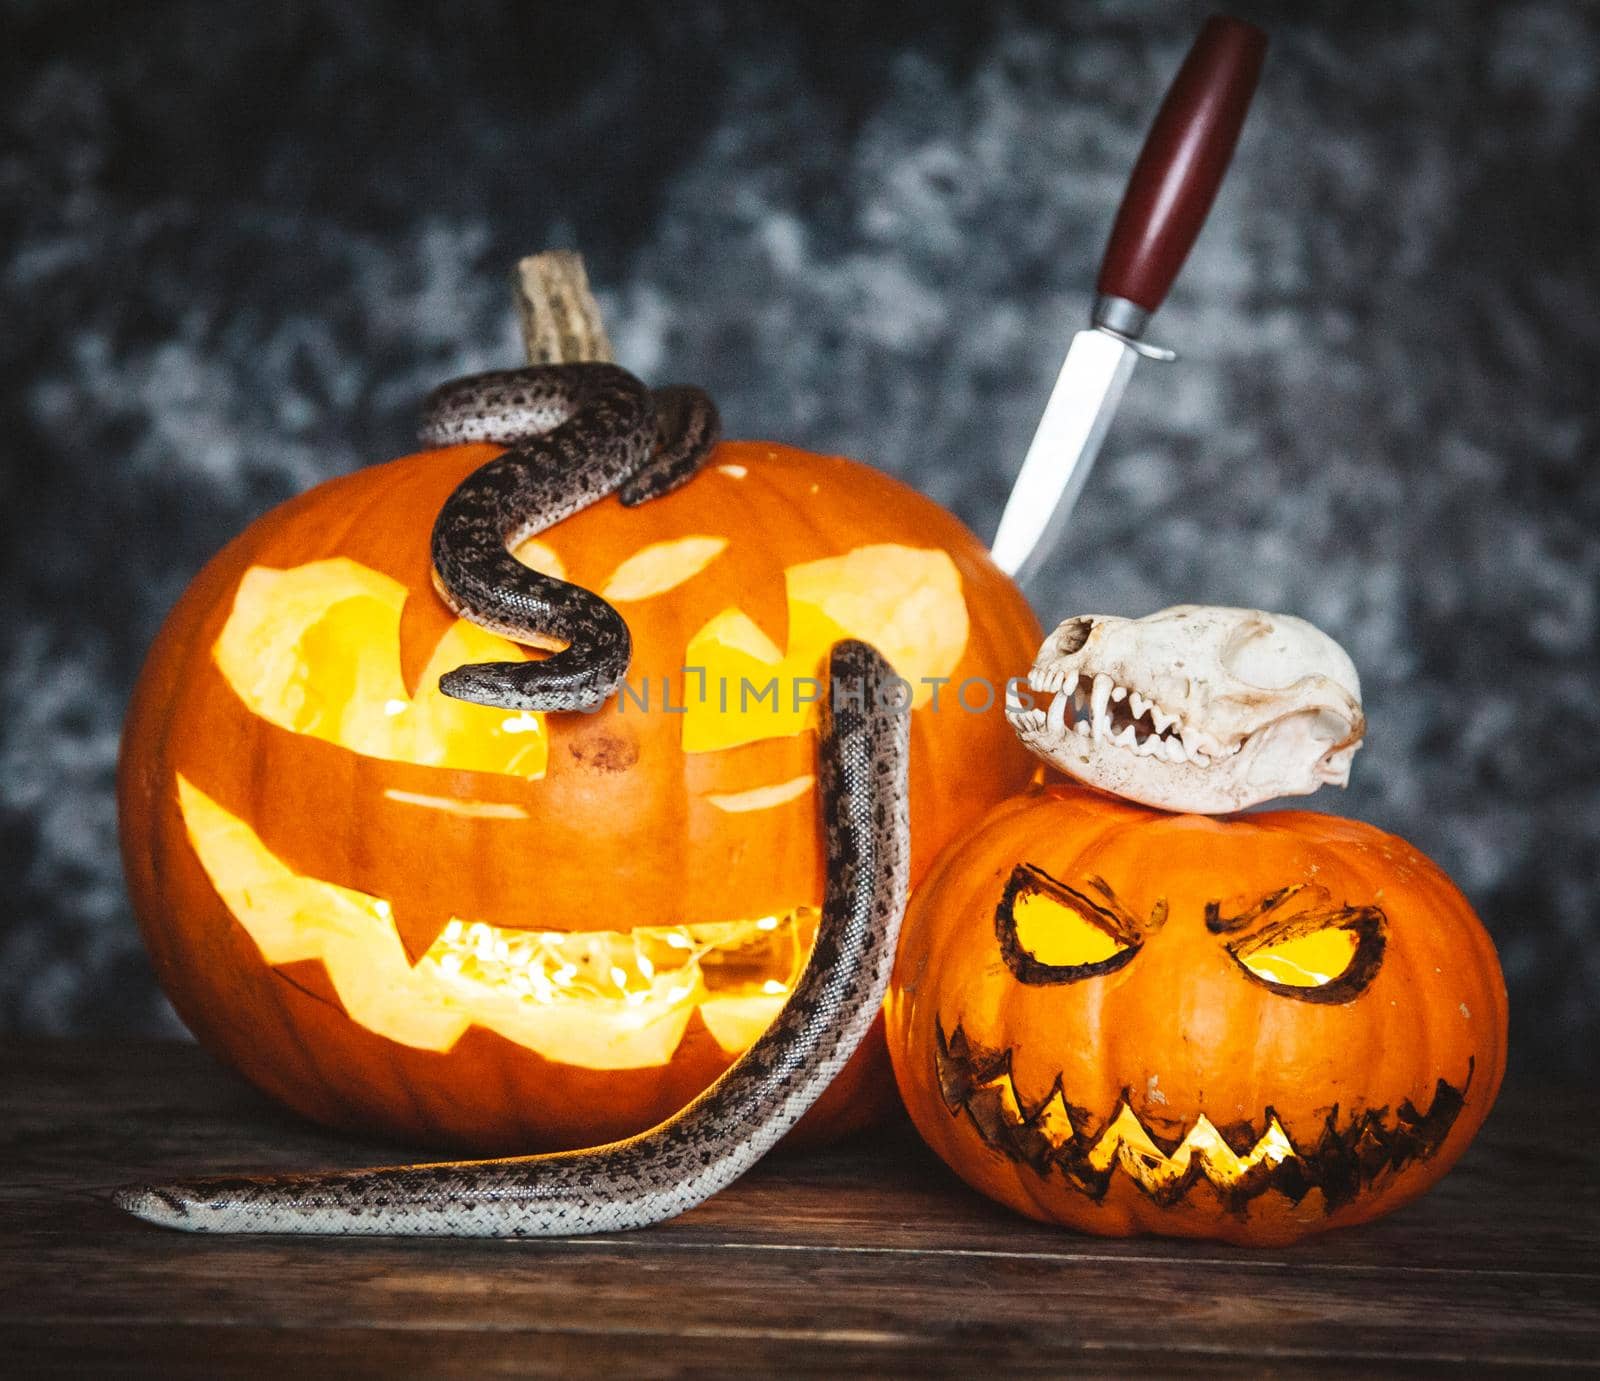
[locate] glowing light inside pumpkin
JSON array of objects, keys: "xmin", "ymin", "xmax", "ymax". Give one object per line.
[
  {"xmin": 1237, "ymin": 926, "xmax": 1359, "ymax": 987},
  {"xmin": 600, "ymin": 536, "xmax": 728, "ymax": 601},
  {"xmin": 1083, "ymin": 1105, "xmax": 1296, "ymax": 1193},
  {"xmin": 964, "ymin": 1058, "xmax": 1296, "ymax": 1194},
  {"xmin": 379, "ymin": 790, "xmax": 529, "ymax": 820},
  {"xmin": 423, "ymin": 912, "xmax": 816, "ymax": 1014},
  {"xmin": 215, "ymin": 543, "xmax": 969, "ymax": 770},
  {"xmin": 177, "ymin": 775, "xmax": 814, "ymax": 1068},
  {"xmin": 508, "ymin": 538, "xmax": 565, "ymax": 580},
  {"xmin": 1010, "ymin": 889, "xmax": 1127, "ymax": 968},
  {"xmin": 215, "ymin": 558, "xmax": 549, "ymax": 777},
  {"xmin": 705, "ymin": 774, "xmax": 816, "ymax": 814},
  {"xmin": 682, "ymin": 544, "xmax": 970, "ymax": 753}
]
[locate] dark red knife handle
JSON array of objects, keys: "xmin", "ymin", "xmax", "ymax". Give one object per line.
[{"xmin": 1095, "ymin": 15, "xmax": 1267, "ymax": 320}]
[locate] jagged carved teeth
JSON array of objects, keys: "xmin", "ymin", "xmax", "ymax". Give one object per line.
[{"xmin": 1023, "ymin": 667, "xmax": 1238, "ymax": 769}]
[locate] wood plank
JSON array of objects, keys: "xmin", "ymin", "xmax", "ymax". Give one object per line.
[
  {"xmin": 5, "ymin": 1220, "xmax": 1598, "ymax": 1364},
  {"xmin": 2, "ymin": 1324, "xmax": 1530, "ymax": 1380},
  {"xmin": 1, "ymin": 1041, "xmax": 1596, "ymax": 1374},
  {"xmin": 4, "ymin": 1041, "xmax": 1594, "ymax": 1278}
]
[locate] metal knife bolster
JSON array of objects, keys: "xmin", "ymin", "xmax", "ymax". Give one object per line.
[
  {"xmin": 1094, "ymin": 294, "xmax": 1179, "ymax": 362},
  {"xmin": 1092, "ymin": 293, "xmax": 1151, "ymax": 338}
]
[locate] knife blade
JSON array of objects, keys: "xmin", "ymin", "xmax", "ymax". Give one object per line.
[
  {"xmin": 990, "ymin": 329, "xmax": 1138, "ymax": 582},
  {"xmin": 991, "ymin": 14, "xmax": 1267, "ymax": 585}
]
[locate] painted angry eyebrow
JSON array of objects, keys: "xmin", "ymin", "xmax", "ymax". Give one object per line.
[
  {"xmin": 1204, "ymin": 883, "xmax": 1317, "ymax": 935},
  {"xmin": 1084, "ymin": 874, "xmax": 1168, "ymax": 935}
]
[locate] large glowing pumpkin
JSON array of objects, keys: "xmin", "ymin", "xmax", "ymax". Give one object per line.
[
  {"xmin": 886, "ymin": 785, "xmax": 1508, "ymax": 1244},
  {"xmin": 119, "ymin": 439, "xmax": 1041, "ymax": 1152}
]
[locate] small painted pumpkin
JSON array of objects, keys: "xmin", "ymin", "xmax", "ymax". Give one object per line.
[
  {"xmin": 120, "ymin": 438, "xmax": 1041, "ymax": 1153},
  {"xmin": 885, "ymin": 785, "xmax": 1507, "ymax": 1245}
]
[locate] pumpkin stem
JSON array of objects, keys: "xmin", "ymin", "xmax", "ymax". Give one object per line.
[{"xmin": 513, "ymin": 251, "xmax": 615, "ymax": 365}]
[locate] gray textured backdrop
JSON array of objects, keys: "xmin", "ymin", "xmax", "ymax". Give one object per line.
[{"xmin": 3, "ymin": 1, "xmax": 1596, "ymax": 1078}]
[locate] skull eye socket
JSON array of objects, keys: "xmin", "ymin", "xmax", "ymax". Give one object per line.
[
  {"xmin": 995, "ymin": 865, "xmax": 1140, "ymax": 985},
  {"xmin": 1052, "ymin": 617, "xmax": 1094, "ymax": 655},
  {"xmin": 1227, "ymin": 904, "xmax": 1386, "ymax": 1004}
]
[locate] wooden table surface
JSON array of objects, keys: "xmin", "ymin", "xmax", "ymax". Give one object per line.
[{"xmin": 2, "ymin": 1042, "xmax": 1595, "ymax": 1377}]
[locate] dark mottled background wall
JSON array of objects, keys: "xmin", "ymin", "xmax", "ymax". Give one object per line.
[{"xmin": 3, "ymin": 1, "xmax": 1596, "ymax": 1078}]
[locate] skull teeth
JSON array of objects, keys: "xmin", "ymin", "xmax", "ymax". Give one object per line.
[
  {"xmin": 1027, "ymin": 665, "xmax": 1080, "ymax": 696},
  {"xmin": 1091, "ymin": 674, "xmax": 1113, "ymax": 735},
  {"xmin": 1046, "ymin": 687, "xmax": 1070, "ymax": 735},
  {"xmin": 1013, "ymin": 665, "xmax": 1240, "ymax": 771}
]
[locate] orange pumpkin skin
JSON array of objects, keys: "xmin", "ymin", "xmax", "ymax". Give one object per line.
[
  {"xmin": 119, "ymin": 439, "xmax": 1041, "ymax": 1153},
  {"xmin": 885, "ymin": 785, "xmax": 1508, "ymax": 1245}
]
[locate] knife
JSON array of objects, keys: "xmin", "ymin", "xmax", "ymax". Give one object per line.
[{"xmin": 991, "ymin": 15, "xmax": 1268, "ymax": 584}]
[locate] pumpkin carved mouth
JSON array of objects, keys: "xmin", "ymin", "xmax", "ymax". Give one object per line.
[
  {"xmin": 177, "ymin": 776, "xmax": 815, "ymax": 1069},
  {"xmin": 934, "ymin": 1019, "xmax": 1469, "ymax": 1212}
]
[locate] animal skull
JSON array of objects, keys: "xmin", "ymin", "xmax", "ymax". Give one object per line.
[{"xmin": 1006, "ymin": 605, "xmax": 1364, "ymax": 813}]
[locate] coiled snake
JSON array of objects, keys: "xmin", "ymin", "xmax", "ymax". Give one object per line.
[
  {"xmin": 423, "ymin": 363, "xmax": 722, "ymax": 711},
  {"xmin": 113, "ymin": 364, "xmax": 913, "ymax": 1236}
]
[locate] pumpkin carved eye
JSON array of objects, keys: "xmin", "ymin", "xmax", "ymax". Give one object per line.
[
  {"xmin": 1223, "ymin": 898, "xmax": 1387, "ymax": 1004},
  {"xmin": 995, "ymin": 865, "xmax": 1141, "ymax": 985}
]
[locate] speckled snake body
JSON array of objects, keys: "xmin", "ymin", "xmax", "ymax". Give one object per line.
[
  {"xmin": 421, "ymin": 363, "xmax": 721, "ymax": 711},
  {"xmin": 116, "ymin": 640, "xmax": 909, "ymax": 1235},
  {"xmin": 113, "ymin": 363, "xmax": 912, "ymax": 1237}
]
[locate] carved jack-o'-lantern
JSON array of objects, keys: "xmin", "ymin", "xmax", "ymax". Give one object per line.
[
  {"xmin": 885, "ymin": 786, "xmax": 1507, "ymax": 1244},
  {"xmin": 119, "ymin": 438, "xmax": 1041, "ymax": 1152}
]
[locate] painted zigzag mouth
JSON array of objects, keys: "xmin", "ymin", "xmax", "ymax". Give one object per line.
[{"xmin": 936, "ymin": 1020, "xmax": 1469, "ymax": 1213}]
